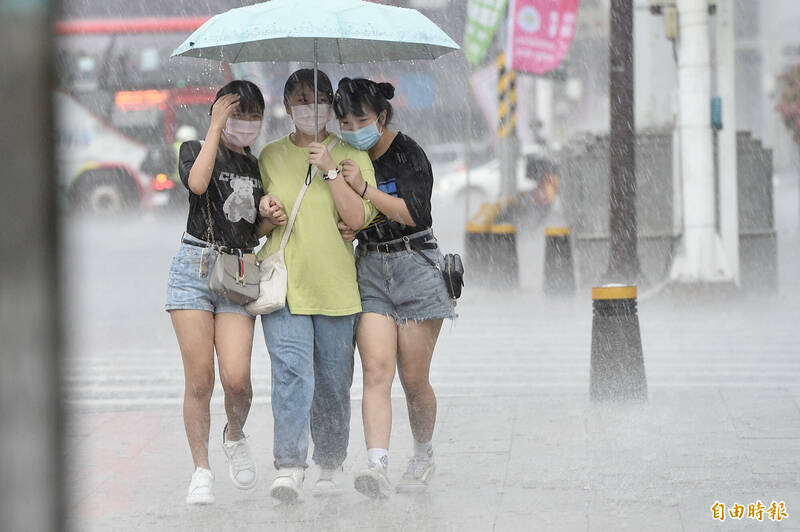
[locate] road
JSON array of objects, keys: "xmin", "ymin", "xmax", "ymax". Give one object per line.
[
  {"xmin": 63, "ymin": 179, "xmax": 800, "ymax": 409},
  {"xmin": 62, "ymin": 176, "xmax": 800, "ymax": 531}
]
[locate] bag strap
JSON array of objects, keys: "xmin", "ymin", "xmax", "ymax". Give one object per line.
[
  {"xmin": 204, "ymin": 191, "xmax": 217, "ymax": 247},
  {"xmin": 278, "ymin": 137, "xmax": 340, "ymax": 252},
  {"xmin": 413, "ymin": 248, "xmax": 439, "ymax": 270},
  {"xmin": 197, "ymin": 140, "xmax": 219, "ymax": 249}
]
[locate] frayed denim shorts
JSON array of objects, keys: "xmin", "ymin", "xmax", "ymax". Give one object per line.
[
  {"xmin": 355, "ymin": 238, "xmax": 457, "ymax": 325},
  {"xmin": 164, "ymin": 233, "xmax": 254, "ymax": 318}
]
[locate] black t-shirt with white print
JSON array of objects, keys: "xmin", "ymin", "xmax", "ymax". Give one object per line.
[
  {"xmin": 178, "ymin": 140, "xmax": 264, "ymax": 250},
  {"xmin": 357, "ymin": 132, "xmax": 434, "ymax": 243}
]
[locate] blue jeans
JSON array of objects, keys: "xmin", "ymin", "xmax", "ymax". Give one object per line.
[{"xmin": 261, "ymin": 305, "xmax": 357, "ymax": 469}]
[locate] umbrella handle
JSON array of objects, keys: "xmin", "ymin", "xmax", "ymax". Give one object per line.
[{"xmin": 314, "ymin": 38, "xmax": 318, "ymax": 143}]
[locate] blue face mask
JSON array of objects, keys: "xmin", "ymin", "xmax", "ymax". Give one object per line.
[{"xmin": 341, "ymin": 119, "xmax": 382, "ymax": 151}]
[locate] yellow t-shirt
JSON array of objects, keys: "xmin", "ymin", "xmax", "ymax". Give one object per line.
[{"xmin": 257, "ymin": 134, "xmax": 377, "ymax": 316}]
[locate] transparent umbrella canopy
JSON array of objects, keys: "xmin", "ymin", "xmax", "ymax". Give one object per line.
[{"xmin": 171, "ymin": 0, "xmax": 460, "ymax": 140}]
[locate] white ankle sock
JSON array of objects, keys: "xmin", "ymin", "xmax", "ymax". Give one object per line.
[
  {"xmin": 413, "ymin": 439, "xmax": 433, "ymax": 458},
  {"xmin": 367, "ymin": 448, "xmax": 388, "ymax": 466}
]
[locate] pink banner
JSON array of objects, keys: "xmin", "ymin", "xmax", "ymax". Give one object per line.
[{"xmin": 508, "ymin": 0, "xmax": 580, "ymax": 74}]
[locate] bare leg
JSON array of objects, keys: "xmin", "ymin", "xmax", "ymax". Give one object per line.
[
  {"xmin": 397, "ymin": 319, "xmax": 443, "ymax": 444},
  {"xmin": 357, "ymin": 313, "xmax": 399, "ymax": 450},
  {"xmin": 171, "ymin": 310, "xmax": 215, "ymax": 469},
  {"xmin": 214, "ymin": 313, "xmax": 255, "ymax": 442}
]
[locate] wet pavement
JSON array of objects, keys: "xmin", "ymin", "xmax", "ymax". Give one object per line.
[{"xmin": 64, "ymin": 177, "xmax": 800, "ymax": 530}]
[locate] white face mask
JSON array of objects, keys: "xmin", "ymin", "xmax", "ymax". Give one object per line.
[
  {"xmin": 290, "ymin": 104, "xmax": 332, "ymax": 136},
  {"xmin": 223, "ymin": 118, "xmax": 262, "ymax": 148}
]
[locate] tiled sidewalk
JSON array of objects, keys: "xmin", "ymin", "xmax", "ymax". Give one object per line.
[{"xmin": 67, "ymin": 387, "xmax": 800, "ymax": 531}]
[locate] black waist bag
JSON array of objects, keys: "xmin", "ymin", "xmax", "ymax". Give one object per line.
[
  {"xmin": 412, "ymin": 247, "xmax": 465, "ymax": 302},
  {"xmin": 442, "ymin": 253, "xmax": 464, "ymax": 300}
]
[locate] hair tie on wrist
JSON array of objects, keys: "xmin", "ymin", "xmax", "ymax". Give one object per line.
[{"xmin": 361, "ymin": 181, "xmax": 369, "ymax": 198}]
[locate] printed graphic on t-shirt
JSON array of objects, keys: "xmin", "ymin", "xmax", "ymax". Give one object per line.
[
  {"xmin": 362, "ymin": 177, "xmax": 398, "ymax": 231},
  {"xmin": 223, "ymin": 176, "xmax": 258, "ymax": 224},
  {"xmin": 378, "ymin": 178, "xmax": 398, "ymax": 196}
]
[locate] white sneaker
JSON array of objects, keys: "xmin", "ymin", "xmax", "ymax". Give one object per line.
[
  {"xmin": 311, "ymin": 466, "xmax": 344, "ymax": 497},
  {"xmin": 186, "ymin": 467, "xmax": 214, "ymax": 505},
  {"xmin": 222, "ymin": 432, "xmax": 257, "ymax": 490},
  {"xmin": 354, "ymin": 461, "xmax": 392, "ymax": 499},
  {"xmin": 395, "ymin": 453, "xmax": 436, "ymax": 493},
  {"xmin": 270, "ymin": 467, "xmax": 304, "ymax": 503}
]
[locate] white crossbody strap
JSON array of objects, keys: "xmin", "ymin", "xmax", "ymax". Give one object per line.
[{"xmin": 278, "ymin": 137, "xmax": 340, "ymax": 252}]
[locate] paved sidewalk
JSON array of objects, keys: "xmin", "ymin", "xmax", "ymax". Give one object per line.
[
  {"xmin": 67, "ymin": 388, "xmax": 800, "ymax": 531},
  {"xmin": 64, "ymin": 201, "xmax": 800, "ymax": 530}
]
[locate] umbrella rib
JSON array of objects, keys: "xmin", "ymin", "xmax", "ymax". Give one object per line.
[
  {"xmin": 336, "ymin": 38, "xmax": 343, "ymax": 65},
  {"xmin": 232, "ymin": 42, "xmax": 245, "ymax": 64}
]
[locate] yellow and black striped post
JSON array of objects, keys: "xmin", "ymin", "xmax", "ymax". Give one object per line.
[
  {"xmin": 589, "ymin": 285, "xmax": 647, "ymax": 402},
  {"xmin": 497, "ymin": 52, "xmax": 517, "ymax": 139}
]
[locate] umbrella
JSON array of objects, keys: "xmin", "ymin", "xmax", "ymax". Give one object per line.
[{"xmin": 171, "ymin": 0, "xmax": 460, "ymax": 140}]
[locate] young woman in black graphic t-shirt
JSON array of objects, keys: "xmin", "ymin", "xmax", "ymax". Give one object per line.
[
  {"xmin": 165, "ymin": 80, "xmax": 287, "ymax": 505},
  {"xmin": 333, "ymin": 78, "xmax": 456, "ymax": 498}
]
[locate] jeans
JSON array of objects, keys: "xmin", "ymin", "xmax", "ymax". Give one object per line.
[
  {"xmin": 165, "ymin": 234, "xmax": 254, "ymax": 318},
  {"xmin": 261, "ymin": 304, "xmax": 357, "ymax": 469}
]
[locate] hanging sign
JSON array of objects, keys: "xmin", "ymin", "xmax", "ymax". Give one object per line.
[{"xmin": 507, "ymin": 0, "xmax": 580, "ymax": 74}]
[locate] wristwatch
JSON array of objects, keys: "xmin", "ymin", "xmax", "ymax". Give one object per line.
[{"xmin": 323, "ymin": 167, "xmax": 340, "ymax": 181}]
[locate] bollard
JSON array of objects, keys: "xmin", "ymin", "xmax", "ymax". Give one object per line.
[
  {"xmin": 490, "ymin": 223, "xmax": 519, "ymax": 288},
  {"xmin": 590, "ymin": 285, "xmax": 647, "ymax": 402},
  {"xmin": 543, "ymin": 227, "xmax": 574, "ymax": 296},
  {"xmin": 465, "ymin": 223, "xmax": 491, "ymax": 279},
  {"xmin": 464, "ymin": 202, "xmax": 518, "ymax": 288}
]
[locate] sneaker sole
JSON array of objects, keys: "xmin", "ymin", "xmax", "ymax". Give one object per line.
[
  {"xmin": 185, "ymin": 493, "xmax": 215, "ymax": 505},
  {"xmin": 311, "ymin": 486, "xmax": 342, "ymax": 497},
  {"xmin": 354, "ymin": 472, "xmax": 390, "ymax": 499},
  {"xmin": 271, "ymin": 486, "xmax": 301, "ymax": 503},
  {"xmin": 395, "ymin": 464, "xmax": 435, "ymax": 493}
]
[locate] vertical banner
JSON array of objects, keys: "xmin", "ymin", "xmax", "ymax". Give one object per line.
[
  {"xmin": 507, "ymin": 0, "xmax": 580, "ymax": 74},
  {"xmin": 464, "ymin": 0, "xmax": 509, "ymax": 66}
]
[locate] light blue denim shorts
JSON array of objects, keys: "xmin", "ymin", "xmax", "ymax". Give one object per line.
[
  {"xmin": 355, "ymin": 238, "xmax": 457, "ymax": 325},
  {"xmin": 164, "ymin": 233, "xmax": 254, "ymax": 318}
]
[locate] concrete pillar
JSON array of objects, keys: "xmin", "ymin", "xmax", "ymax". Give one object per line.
[
  {"xmin": 716, "ymin": 0, "xmax": 740, "ymax": 284},
  {"xmin": 670, "ymin": 0, "xmax": 730, "ymax": 283}
]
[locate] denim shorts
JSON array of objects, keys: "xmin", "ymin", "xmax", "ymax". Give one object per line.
[
  {"xmin": 355, "ymin": 239, "xmax": 457, "ymax": 325},
  {"xmin": 164, "ymin": 234, "xmax": 254, "ymax": 318}
]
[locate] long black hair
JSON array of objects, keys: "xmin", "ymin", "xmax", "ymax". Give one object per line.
[
  {"xmin": 210, "ymin": 79, "xmax": 265, "ymax": 116},
  {"xmin": 283, "ymin": 69, "xmax": 334, "ymax": 104},
  {"xmin": 333, "ymin": 77, "xmax": 395, "ymax": 126}
]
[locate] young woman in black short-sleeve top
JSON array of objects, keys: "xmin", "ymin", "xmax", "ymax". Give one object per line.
[
  {"xmin": 165, "ymin": 80, "xmax": 286, "ymax": 505},
  {"xmin": 333, "ymin": 77, "xmax": 456, "ymax": 498}
]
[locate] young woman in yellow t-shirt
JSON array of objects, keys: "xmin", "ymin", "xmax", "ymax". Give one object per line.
[{"xmin": 255, "ymin": 69, "xmax": 377, "ymax": 502}]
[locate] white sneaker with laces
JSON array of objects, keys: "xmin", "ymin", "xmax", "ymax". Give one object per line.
[
  {"xmin": 270, "ymin": 467, "xmax": 304, "ymax": 503},
  {"xmin": 312, "ymin": 466, "xmax": 344, "ymax": 497},
  {"xmin": 353, "ymin": 460, "xmax": 392, "ymax": 499},
  {"xmin": 395, "ymin": 453, "xmax": 436, "ymax": 493},
  {"xmin": 186, "ymin": 467, "xmax": 214, "ymax": 505},
  {"xmin": 222, "ymin": 436, "xmax": 257, "ymax": 490}
]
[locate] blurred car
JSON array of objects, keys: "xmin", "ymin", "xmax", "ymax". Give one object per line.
[
  {"xmin": 426, "ymin": 140, "xmax": 494, "ymax": 174},
  {"xmin": 139, "ymin": 143, "xmax": 187, "ymax": 209},
  {"xmin": 432, "ymin": 145, "xmax": 558, "ymax": 220}
]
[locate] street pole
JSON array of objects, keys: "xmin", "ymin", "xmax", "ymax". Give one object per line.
[
  {"xmin": 607, "ymin": 0, "xmax": 640, "ymax": 282},
  {"xmin": 0, "ymin": 1, "xmax": 63, "ymax": 531},
  {"xmin": 670, "ymin": 0, "xmax": 730, "ymax": 283},
  {"xmin": 497, "ymin": 52, "xmax": 519, "ymax": 201},
  {"xmin": 465, "ymin": 80, "xmax": 473, "ymax": 221},
  {"xmin": 716, "ymin": 0, "xmax": 740, "ymax": 285},
  {"xmin": 498, "ymin": 12, "xmax": 518, "ymax": 202}
]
